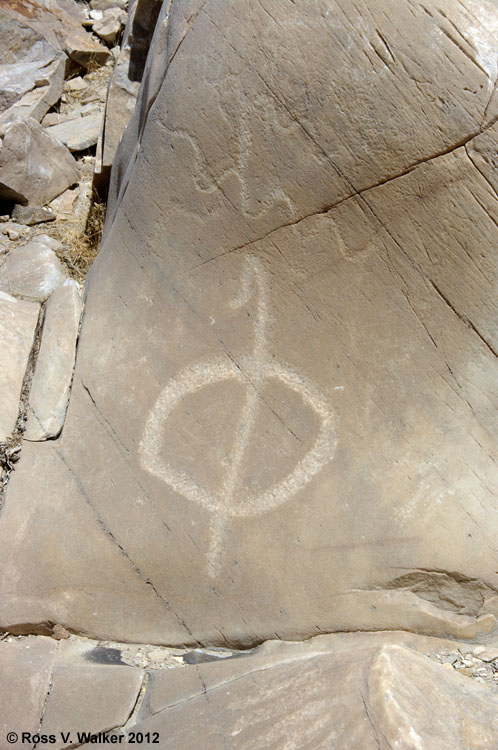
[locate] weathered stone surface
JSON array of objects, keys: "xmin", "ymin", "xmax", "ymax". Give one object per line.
[
  {"xmin": 0, "ymin": 10, "xmax": 65, "ymax": 123},
  {"xmin": 0, "ymin": 237, "xmax": 65, "ymax": 302},
  {"xmin": 1, "ymin": 0, "xmax": 498, "ymax": 648},
  {"xmin": 0, "ymin": 291, "xmax": 39, "ymax": 440},
  {"xmin": 2, "ymin": 631, "xmax": 498, "ymax": 748},
  {"xmin": 46, "ymin": 112, "xmax": 102, "ymax": 151},
  {"xmin": 40, "ymin": 639, "xmax": 144, "ymax": 747},
  {"xmin": 0, "ymin": 636, "xmax": 144, "ymax": 747},
  {"xmin": 26, "ymin": 280, "xmax": 83, "ymax": 441},
  {"xmin": 467, "ymin": 121, "xmax": 498, "ymax": 194},
  {"xmin": 2, "ymin": 0, "xmax": 110, "ymax": 69},
  {"xmin": 130, "ymin": 632, "xmax": 498, "ymax": 748},
  {"xmin": 0, "ymin": 59, "xmax": 65, "ymax": 133},
  {"xmin": 92, "ymin": 7, "xmax": 127, "ymax": 44},
  {"xmin": 0, "ymin": 635, "xmax": 57, "ymax": 740},
  {"xmin": 0, "ymin": 118, "xmax": 79, "ymax": 206}
]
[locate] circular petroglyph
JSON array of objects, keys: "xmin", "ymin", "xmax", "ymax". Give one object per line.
[{"xmin": 140, "ymin": 257, "xmax": 337, "ymax": 576}]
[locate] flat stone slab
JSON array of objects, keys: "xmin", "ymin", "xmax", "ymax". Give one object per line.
[
  {"xmin": 0, "ymin": 118, "xmax": 79, "ymax": 206},
  {"xmin": 129, "ymin": 632, "xmax": 498, "ymax": 748},
  {"xmin": 2, "ymin": 631, "xmax": 498, "ymax": 748},
  {"xmin": 0, "ymin": 635, "xmax": 57, "ymax": 741},
  {"xmin": 26, "ymin": 280, "xmax": 83, "ymax": 441},
  {"xmin": 46, "ymin": 112, "xmax": 102, "ymax": 152},
  {"xmin": 1, "ymin": 0, "xmax": 498, "ymax": 648},
  {"xmin": 0, "ymin": 291, "xmax": 39, "ymax": 441},
  {"xmin": 0, "ymin": 636, "xmax": 143, "ymax": 747},
  {"xmin": 0, "ymin": 237, "xmax": 66, "ymax": 302}
]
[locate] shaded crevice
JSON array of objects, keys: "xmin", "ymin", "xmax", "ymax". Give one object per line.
[
  {"xmin": 360, "ymin": 687, "xmax": 382, "ymax": 750},
  {"xmin": 0, "ymin": 302, "xmax": 46, "ymax": 511},
  {"xmin": 124, "ymin": 672, "xmax": 150, "ymax": 730},
  {"xmin": 464, "ymin": 144, "xmax": 498, "ymax": 198},
  {"xmin": 430, "ymin": 280, "xmax": 497, "ymax": 358},
  {"xmin": 34, "ymin": 640, "xmax": 60, "ymax": 749}
]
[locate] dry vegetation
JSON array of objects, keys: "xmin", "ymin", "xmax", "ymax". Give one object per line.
[{"xmin": 53, "ymin": 193, "xmax": 107, "ymax": 280}]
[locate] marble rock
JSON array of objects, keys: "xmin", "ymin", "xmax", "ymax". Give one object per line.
[
  {"xmin": 46, "ymin": 112, "xmax": 102, "ymax": 152},
  {"xmin": 1, "ymin": 0, "xmax": 498, "ymax": 648},
  {"xmin": 0, "ymin": 118, "xmax": 79, "ymax": 206},
  {"xmin": 0, "ymin": 237, "xmax": 65, "ymax": 302},
  {"xmin": 26, "ymin": 280, "xmax": 83, "ymax": 441},
  {"xmin": 0, "ymin": 291, "xmax": 39, "ymax": 441}
]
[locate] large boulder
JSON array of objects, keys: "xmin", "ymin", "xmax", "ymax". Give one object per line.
[
  {"xmin": 1, "ymin": 0, "xmax": 497, "ymax": 647},
  {"xmin": 0, "ymin": 118, "xmax": 79, "ymax": 206}
]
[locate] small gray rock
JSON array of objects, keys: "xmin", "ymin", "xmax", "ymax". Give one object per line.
[{"xmin": 11, "ymin": 205, "xmax": 56, "ymax": 226}]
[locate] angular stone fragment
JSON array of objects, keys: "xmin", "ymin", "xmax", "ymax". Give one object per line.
[
  {"xmin": 0, "ymin": 636, "xmax": 57, "ymax": 740},
  {"xmin": 40, "ymin": 639, "xmax": 144, "ymax": 747},
  {"xmin": 0, "ymin": 10, "xmax": 65, "ymax": 123},
  {"xmin": 0, "ymin": 118, "xmax": 79, "ymax": 206},
  {"xmin": 46, "ymin": 112, "xmax": 102, "ymax": 151},
  {"xmin": 1, "ymin": 0, "xmax": 498, "ymax": 649},
  {"xmin": 48, "ymin": 187, "xmax": 79, "ymax": 214},
  {"xmin": 11, "ymin": 205, "xmax": 56, "ymax": 226},
  {"xmin": 0, "ymin": 291, "xmax": 39, "ymax": 440},
  {"xmin": 0, "ymin": 238, "xmax": 65, "ymax": 302},
  {"xmin": 0, "ymin": 636, "xmax": 144, "ymax": 749},
  {"xmin": 2, "ymin": 0, "xmax": 110, "ymax": 70},
  {"xmin": 26, "ymin": 280, "xmax": 83, "ymax": 441},
  {"xmin": 65, "ymin": 76, "xmax": 87, "ymax": 92},
  {"xmin": 92, "ymin": 7, "xmax": 127, "ymax": 44},
  {"xmin": 0, "ymin": 57, "xmax": 66, "ymax": 133}
]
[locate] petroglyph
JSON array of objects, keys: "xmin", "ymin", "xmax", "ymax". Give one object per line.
[
  {"xmin": 161, "ymin": 89, "xmax": 295, "ymax": 220},
  {"xmin": 140, "ymin": 258, "xmax": 337, "ymax": 576}
]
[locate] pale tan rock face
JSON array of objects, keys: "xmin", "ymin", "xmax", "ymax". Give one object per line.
[{"xmin": 1, "ymin": 0, "xmax": 498, "ymax": 648}]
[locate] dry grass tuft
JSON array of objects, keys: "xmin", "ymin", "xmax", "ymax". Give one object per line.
[{"xmin": 53, "ymin": 192, "xmax": 106, "ymax": 280}]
